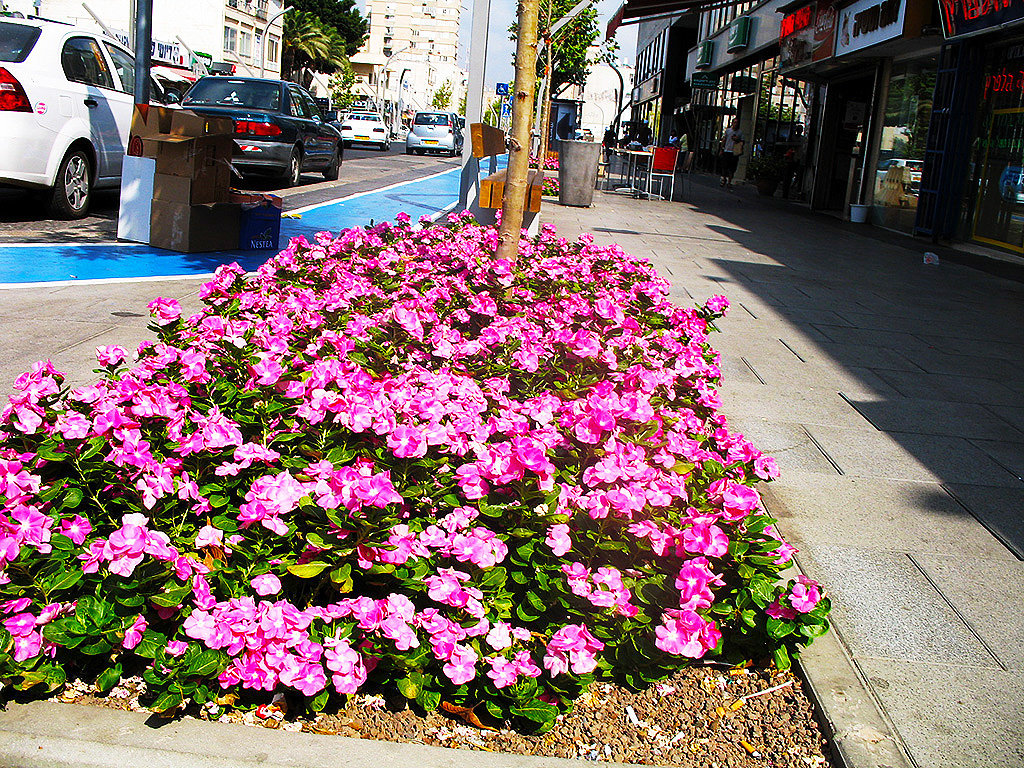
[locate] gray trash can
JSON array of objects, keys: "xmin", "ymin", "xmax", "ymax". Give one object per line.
[{"xmin": 557, "ymin": 140, "xmax": 602, "ymax": 207}]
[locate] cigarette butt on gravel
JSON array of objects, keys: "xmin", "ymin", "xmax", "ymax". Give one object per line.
[
  {"xmin": 729, "ymin": 699, "xmax": 745, "ymax": 711},
  {"xmin": 740, "ymin": 740, "xmax": 760, "ymax": 756}
]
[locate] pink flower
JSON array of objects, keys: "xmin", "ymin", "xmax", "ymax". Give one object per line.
[
  {"xmin": 194, "ymin": 525, "xmax": 224, "ymax": 549},
  {"xmin": 147, "ymin": 297, "xmax": 181, "ymax": 325},
  {"xmin": 251, "ymin": 573, "xmax": 282, "ymax": 596},
  {"xmin": 442, "ymin": 643, "xmax": 478, "ymax": 685},
  {"xmin": 59, "ymin": 515, "xmax": 92, "ymax": 546},
  {"xmin": 96, "ymin": 345, "xmax": 128, "ymax": 367},
  {"xmin": 122, "ymin": 615, "xmax": 147, "ymax": 650},
  {"xmin": 545, "ymin": 524, "xmax": 572, "ymax": 556},
  {"xmin": 707, "ymin": 479, "xmax": 761, "ymax": 521},
  {"xmin": 655, "ymin": 611, "xmax": 720, "ymax": 658},
  {"xmin": 543, "ymin": 624, "xmax": 604, "ymax": 676},
  {"xmin": 789, "ymin": 576, "xmax": 822, "ymax": 613},
  {"xmin": 165, "ymin": 640, "xmax": 188, "ymax": 656}
]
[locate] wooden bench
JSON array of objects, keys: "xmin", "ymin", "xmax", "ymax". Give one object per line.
[{"xmin": 470, "ymin": 123, "xmax": 546, "ymax": 213}]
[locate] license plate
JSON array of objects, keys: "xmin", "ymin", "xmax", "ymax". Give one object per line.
[
  {"xmin": 356, "ymin": 135, "xmax": 370, "ymax": 141},
  {"xmin": 424, "ymin": 139, "xmax": 438, "ymax": 145}
]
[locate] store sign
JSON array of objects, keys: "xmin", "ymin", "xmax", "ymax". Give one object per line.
[
  {"xmin": 780, "ymin": 5, "xmax": 814, "ymax": 38},
  {"xmin": 982, "ymin": 66, "xmax": 1024, "ymax": 99},
  {"xmin": 835, "ymin": 0, "xmax": 906, "ymax": 56},
  {"xmin": 691, "ymin": 72, "xmax": 720, "ymax": 89},
  {"xmin": 696, "ymin": 40, "xmax": 714, "ymax": 69},
  {"xmin": 727, "ymin": 17, "xmax": 752, "ymax": 52},
  {"xmin": 780, "ymin": 1, "xmax": 837, "ymax": 70},
  {"xmin": 938, "ymin": 0, "xmax": 1024, "ymax": 38},
  {"xmin": 112, "ymin": 30, "xmax": 188, "ymax": 67}
]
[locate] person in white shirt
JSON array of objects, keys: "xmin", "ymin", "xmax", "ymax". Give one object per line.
[{"xmin": 719, "ymin": 119, "xmax": 744, "ymax": 189}]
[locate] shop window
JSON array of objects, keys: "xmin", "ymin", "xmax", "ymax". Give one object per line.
[
  {"xmin": 240, "ymin": 30, "xmax": 252, "ymax": 58},
  {"xmin": 873, "ymin": 59, "xmax": 936, "ymax": 233}
]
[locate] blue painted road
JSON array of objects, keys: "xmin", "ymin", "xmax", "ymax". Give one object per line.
[{"xmin": 0, "ymin": 166, "xmax": 464, "ymax": 285}]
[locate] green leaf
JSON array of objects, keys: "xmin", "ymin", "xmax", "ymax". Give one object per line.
[
  {"xmin": 41, "ymin": 623, "xmax": 75, "ymax": 647},
  {"xmin": 765, "ymin": 617, "xmax": 794, "ymax": 639},
  {"xmin": 772, "ymin": 644, "xmax": 791, "ymax": 670},
  {"xmin": 415, "ymin": 688, "xmax": 441, "ymax": 712},
  {"xmin": 41, "ymin": 568, "xmax": 83, "ymax": 594},
  {"xmin": 150, "ymin": 690, "xmax": 184, "ymax": 713},
  {"xmin": 396, "ymin": 676, "xmax": 421, "ymax": 699},
  {"xmin": 186, "ymin": 649, "xmax": 223, "ymax": 678},
  {"xmin": 134, "ymin": 630, "xmax": 169, "ymax": 659},
  {"xmin": 288, "ymin": 561, "xmax": 330, "ymax": 578},
  {"xmin": 510, "ymin": 700, "xmax": 558, "ymax": 724},
  {"xmin": 60, "ymin": 487, "xmax": 84, "ymax": 508},
  {"xmin": 76, "ymin": 597, "xmax": 111, "ymax": 629},
  {"xmin": 79, "ymin": 639, "xmax": 113, "ymax": 655},
  {"xmin": 310, "ymin": 689, "xmax": 330, "ymax": 712},
  {"xmin": 96, "ymin": 664, "xmax": 123, "ymax": 693},
  {"xmin": 151, "ymin": 582, "xmax": 193, "ymax": 608},
  {"xmin": 479, "ymin": 567, "xmax": 507, "ymax": 590},
  {"xmin": 80, "ymin": 436, "xmax": 106, "ymax": 460}
]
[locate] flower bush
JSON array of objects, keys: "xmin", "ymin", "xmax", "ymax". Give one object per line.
[
  {"xmin": 542, "ymin": 177, "xmax": 560, "ymax": 197},
  {"xmin": 0, "ymin": 214, "xmax": 829, "ymax": 732},
  {"xmin": 529, "ymin": 155, "xmax": 560, "ymax": 171}
]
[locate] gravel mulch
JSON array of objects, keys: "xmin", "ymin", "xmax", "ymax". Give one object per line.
[{"xmin": 57, "ymin": 662, "xmax": 834, "ymax": 768}]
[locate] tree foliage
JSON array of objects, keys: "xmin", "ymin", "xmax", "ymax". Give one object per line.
[
  {"xmin": 511, "ymin": 0, "xmax": 600, "ymax": 97},
  {"xmin": 431, "ymin": 81, "xmax": 453, "ymax": 111},
  {"xmin": 282, "ymin": 11, "xmax": 352, "ymax": 83},
  {"xmin": 288, "ymin": 0, "xmax": 368, "ymax": 57},
  {"xmin": 328, "ymin": 62, "xmax": 358, "ymax": 109}
]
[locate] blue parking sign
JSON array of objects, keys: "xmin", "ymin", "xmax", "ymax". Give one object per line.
[{"xmin": 496, "ymin": 82, "xmax": 509, "ymax": 96}]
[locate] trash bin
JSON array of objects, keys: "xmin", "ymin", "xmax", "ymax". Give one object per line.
[
  {"xmin": 849, "ymin": 203, "xmax": 870, "ymax": 223},
  {"xmin": 557, "ymin": 140, "xmax": 602, "ymax": 207}
]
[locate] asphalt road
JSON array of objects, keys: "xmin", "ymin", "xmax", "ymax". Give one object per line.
[{"xmin": 0, "ymin": 143, "xmax": 462, "ymax": 244}]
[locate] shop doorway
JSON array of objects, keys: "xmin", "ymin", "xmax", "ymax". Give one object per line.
[{"xmin": 812, "ymin": 73, "xmax": 876, "ymax": 212}]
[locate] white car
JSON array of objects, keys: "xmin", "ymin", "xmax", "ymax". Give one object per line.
[
  {"xmin": 0, "ymin": 17, "xmax": 148, "ymax": 218},
  {"xmin": 336, "ymin": 112, "xmax": 390, "ymax": 150}
]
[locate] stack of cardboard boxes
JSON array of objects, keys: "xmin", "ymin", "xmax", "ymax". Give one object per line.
[{"xmin": 118, "ymin": 105, "xmax": 282, "ymax": 253}]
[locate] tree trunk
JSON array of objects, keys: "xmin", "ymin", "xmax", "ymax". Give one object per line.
[{"xmin": 494, "ymin": 0, "xmax": 540, "ymax": 261}]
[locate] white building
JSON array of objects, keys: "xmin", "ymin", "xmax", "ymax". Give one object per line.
[
  {"xmin": 2, "ymin": 0, "xmax": 286, "ymax": 79},
  {"xmin": 350, "ymin": 0, "xmax": 466, "ymax": 124}
]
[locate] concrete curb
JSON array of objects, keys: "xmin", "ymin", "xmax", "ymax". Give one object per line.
[{"xmin": 0, "ymin": 700, "xmax": 645, "ymax": 768}]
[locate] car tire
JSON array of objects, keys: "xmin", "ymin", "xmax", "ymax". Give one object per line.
[
  {"xmin": 50, "ymin": 148, "xmax": 92, "ymax": 220},
  {"xmin": 283, "ymin": 147, "xmax": 302, "ymax": 188},
  {"xmin": 323, "ymin": 147, "xmax": 341, "ymax": 180}
]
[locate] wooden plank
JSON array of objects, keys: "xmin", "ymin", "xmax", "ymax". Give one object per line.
[
  {"xmin": 470, "ymin": 123, "xmax": 507, "ymax": 158},
  {"xmin": 478, "ymin": 169, "xmax": 545, "ymax": 211}
]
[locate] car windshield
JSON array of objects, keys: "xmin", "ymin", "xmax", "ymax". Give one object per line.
[
  {"xmin": 414, "ymin": 113, "xmax": 449, "ymax": 126},
  {"xmin": 183, "ymin": 79, "xmax": 280, "ymax": 110},
  {"xmin": 347, "ymin": 114, "xmax": 379, "ymax": 121},
  {"xmin": 0, "ymin": 22, "xmax": 42, "ymax": 63}
]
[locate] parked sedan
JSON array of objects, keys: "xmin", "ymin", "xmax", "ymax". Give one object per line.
[
  {"xmin": 181, "ymin": 76, "xmax": 342, "ymax": 187},
  {"xmin": 336, "ymin": 112, "xmax": 390, "ymax": 150},
  {"xmin": 0, "ymin": 17, "xmax": 170, "ymax": 218},
  {"xmin": 405, "ymin": 111, "xmax": 463, "ymax": 156}
]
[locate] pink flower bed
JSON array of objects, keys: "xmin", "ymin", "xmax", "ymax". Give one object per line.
[{"xmin": 0, "ymin": 214, "xmax": 828, "ymax": 729}]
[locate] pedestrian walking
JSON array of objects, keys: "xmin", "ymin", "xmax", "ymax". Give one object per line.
[{"xmin": 719, "ymin": 119, "xmax": 744, "ymax": 190}]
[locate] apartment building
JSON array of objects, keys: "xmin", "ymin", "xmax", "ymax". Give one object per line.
[
  {"xmin": 4, "ymin": 0, "xmax": 285, "ymax": 79},
  {"xmin": 350, "ymin": 0, "xmax": 466, "ymax": 124}
]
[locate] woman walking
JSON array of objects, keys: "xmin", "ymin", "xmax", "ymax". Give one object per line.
[{"xmin": 719, "ymin": 118, "xmax": 744, "ymax": 190}]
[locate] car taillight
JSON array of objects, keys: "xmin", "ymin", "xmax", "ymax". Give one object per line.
[
  {"xmin": 0, "ymin": 68, "xmax": 32, "ymax": 113},
  {"xmin": 234, "ymin": 120, "xmax": 282, "ymax": 136}
]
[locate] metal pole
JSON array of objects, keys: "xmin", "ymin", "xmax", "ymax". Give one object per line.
[
  {"xmin": 132, "ymin": 0, "xmax": 152, "ymax": 104},
  {"xmin": 457, "ymin": 0, "xmax": 490, "ymax": 211},
  {"xmin": 81, "ymin": 3, "xmax": 117, "ymax": 41},
  {"xmin": 260, "ymin": 5, "xmax": 291, "ymax": 78}
]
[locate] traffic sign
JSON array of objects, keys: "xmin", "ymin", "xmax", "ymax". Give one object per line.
[{"xmin": 496, "ymin": 82, "xmax": 510, "ymax": 96}]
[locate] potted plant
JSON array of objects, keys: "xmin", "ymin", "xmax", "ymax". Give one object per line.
[{"xmin": 745, "ymin": 154, "xmax": 787, "ymax": 197}]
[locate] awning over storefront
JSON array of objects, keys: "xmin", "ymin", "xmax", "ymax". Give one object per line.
[{"xmin": 606, "ymin": 0, "xmax": 705, "ymax": 36}]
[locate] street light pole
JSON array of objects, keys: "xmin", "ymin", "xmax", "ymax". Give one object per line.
[
  {"xmin": 260, "ymin": 5, "xmax": 291, "ymax": 78},
  {"xmin": 376, "ymin": 44, "xmax": 412, "ymax": 129}
]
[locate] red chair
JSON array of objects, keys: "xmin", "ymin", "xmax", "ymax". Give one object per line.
[{"xmin": 644, "ymin": 147, "xmax": 680, "ymax": 200}]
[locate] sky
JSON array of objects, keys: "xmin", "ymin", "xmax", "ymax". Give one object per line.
[
  {"xmin": 456, "ymin": 0, "xmax": 637, "ymax": 90},
  {"xmin": 355, "ymin": 0, "xmax": 637, "ymax": 97}
]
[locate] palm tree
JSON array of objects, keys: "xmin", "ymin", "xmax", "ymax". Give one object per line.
[{"xmin": 282, "ymin": 11, "xmax": 349, "ymax": 84}]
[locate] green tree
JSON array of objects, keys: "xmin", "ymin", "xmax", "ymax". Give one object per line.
[
  {"xmin": 458, "ymin": 91, "xmax": 467, "ymax": 116},
  {"xmin": 431, "ymin": 81, "xmax": 453, "ymax": 111},
  {"xmin": 511, "ymin": 0, "xmax": 600, "ymax": 97},
  {"xmin": 282, "ymin": 11, "xmax": 351, "ymax": 84},
  {"xmin": 328, "ymin": 61, "xmax": 358, "ymax": 109},
  {"xmin": 288, "ymin": 0, "xmax": 368, "ymax": 57}
]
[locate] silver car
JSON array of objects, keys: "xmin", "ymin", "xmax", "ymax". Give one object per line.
[{"xmin": 405, "ymin": 111, "xmax": 463, "ymax": 156}]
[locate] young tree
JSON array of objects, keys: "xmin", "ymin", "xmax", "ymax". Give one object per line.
[
  {"xmin": 495, "ymin": 0, "xmax": 540, "ymax": 261},
  {"xmin": 510, "ymin": 0, "xmax": 600, "ymax": 97},
  {"xmin": 288, "ymin": 0, "xmax": 368, "ymax": 57},
  {"xmin": 282, "ymin": 11, "xmax": 351, "ymax": 84},
  {"xmin": 329, "ymin": 62, "xmax": 358, "ymax": 109},
  {"xmin": 431, "ymin": 81, "xmax": 453, "ymax": 111}
]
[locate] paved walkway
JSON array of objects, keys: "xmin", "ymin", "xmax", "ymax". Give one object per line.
[
  {"xmin": 545, "ymin": 179, "xmax": 1024, "ymax": 768},
  {"xmin": 0, "ymin": 173, "xmax": 1020, "ymax": 768}
]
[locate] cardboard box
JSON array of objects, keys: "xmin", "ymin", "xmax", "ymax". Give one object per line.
[
  {"xmin": 116, "ymin": 155, "xmax": 156, "ymax": 243},
  {"xmin": 143, "ymin": 134, "xmax": 233, "ymax": 184},
  {"xmin": 150, "ymin": 200, "xmax": 241, "ymax": 253},
  {"xmin": 169, "ymin": 110, "xmax": 234, "ymax": 138},
  {"xmin": 153, "ymin": 168, "xmax": 227, "ymax": 206},
  {"xmin": 126, "ymin": 105, "xmax": 175, "ymax": 157}
]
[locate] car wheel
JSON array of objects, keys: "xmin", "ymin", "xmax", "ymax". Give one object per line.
[
  {"xmin": 283, "ymin": 147, "xmax": 302, "ymax": 188},
  {"xmin": 323, "ymin": 147, "xmax": 341, "ymax": 180},
  {"xmin": 50, "ymin": 148, "xmax": 92, "ymax": 220}
]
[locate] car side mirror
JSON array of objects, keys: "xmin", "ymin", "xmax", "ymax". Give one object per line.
[{"xmin": 164, "ymin": 91, "xmax": 181, "ymax": 105}]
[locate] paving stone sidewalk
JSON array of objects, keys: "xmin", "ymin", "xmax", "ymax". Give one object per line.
[{"xmin": 543, "ymin": 179, "xmax": 1024, "ymax": 768}]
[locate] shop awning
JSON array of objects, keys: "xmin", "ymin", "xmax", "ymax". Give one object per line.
[{"xmin": 606, "ymin": 0, "xmax": 707, "ymax": 36}]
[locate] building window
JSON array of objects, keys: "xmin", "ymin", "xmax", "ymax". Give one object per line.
[
  {"xmin": 266, "ymin": 36, "xmax": 279, "ymax": 63},
  {"xmin": 239, "ymin": 30, "xmax": 252, "ymax": 57},
  {"xmin": 223, "ymin": 25, "xmax": 237, "ymax": 53}
]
